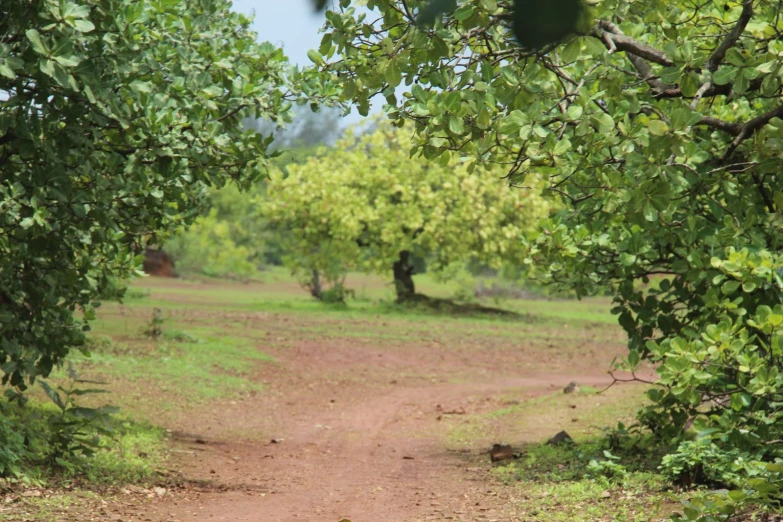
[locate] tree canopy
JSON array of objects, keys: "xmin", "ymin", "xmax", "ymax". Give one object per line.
[
  {"xmin": 263, "ymin": 122, "xmax": 549, "ymax": 301},
  {"xmin": 315, "ymin": 0, "xmax": 783, "ymax": 516},
  {"xmin": 0, "ymin": 0, "xmax": 336, "ymax": 391}
]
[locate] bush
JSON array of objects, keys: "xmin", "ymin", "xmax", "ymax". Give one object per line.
[{"xmin": 0, "ymin": 410, "xmax": 26, "ymax": 479}]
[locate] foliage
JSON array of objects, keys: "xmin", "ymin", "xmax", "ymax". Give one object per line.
[
  {"xmin": 0, "ymin": 408, "xmax": 26, "ymax": 479},
  {"xmin": 166, "ymin": 107, "xmax": 344, "ymax": 279},
  {"xmin": 318, "ymin": 0, "xmax": 783, "ymax": 516},
  {"xmin": 164, "ymin": 200, "xmax": 262, "ymax": 280},
  {"xmin": 0, "ymin": 396, "xmax": 167, "ymax": 487},
  {"xmin": 0, "ymin": 0, "xmax": 336, "ymax": 390},
  {"xmin": 263, "ymin": 122, "xmax": 549, "ymax": 301},
  {"xmin": 39, "ymin": 365, "xmax": 117, "ymax": 468}
]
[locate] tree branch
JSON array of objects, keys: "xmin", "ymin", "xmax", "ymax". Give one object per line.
[
  {"xmin": 691, "ymin": 0, "xmax": 754, "ymax": 109},
  {"xmin": 696, "ymin": 117, "xmax": 741, "ymax": 135},
  {"xmin": 656, "ymin": 78, "xmax": 764, "ymax": 100},
  {"xmin": 217, "ymin": 104, "xmax": 248, "ymax": 123},
  {"xmin": 595, "ymin": 20, "xmax": 674, "ymax": 67},
  {"xmin": 721, "ymin": 104, "xmax": 783, "ymax": 162},
  {"xmin": 707, "ymin": 0, "xmax": 754, "ymax": 72}
]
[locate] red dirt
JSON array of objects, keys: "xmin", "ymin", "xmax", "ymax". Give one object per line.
[{"xmin": 126, "ymin": 316, "xmax": 628, "ymax": 522}]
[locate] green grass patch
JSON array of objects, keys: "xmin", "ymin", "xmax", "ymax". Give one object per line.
[
  {"xmin": 130, "ymin": 268, "xmax": 618, "ymax": 327},
  {"xmin": 79, "ymin": 330, "xmax": 271, "ymax": 402},
  {"xmin": 493, "ymin": 441, "xmax": 681, "ymax": 521},
  {"xmin": 0, "ymin": 399, "xmax": 168, "ymax": 489}
]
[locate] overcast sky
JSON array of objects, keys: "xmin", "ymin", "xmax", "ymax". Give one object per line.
[
  {"xmin": 231, "ymin": 0, "xmax": 326, "ymax": 67},
  {"xmin": 231, "ymin": 0, "xmax": 378, "ymax": 124}
]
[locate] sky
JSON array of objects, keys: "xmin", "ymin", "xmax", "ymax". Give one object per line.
[
  {"xmin": 231, "ymin": 0, "xmax": 326, "ymax": 67},
  {"xmin": 230, "ymin": 0, "xmax": 379, "ymax": 124}
]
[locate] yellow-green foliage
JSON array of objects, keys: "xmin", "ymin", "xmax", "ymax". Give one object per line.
[
  {"xmin": 165, "ymin": 185, "xmax": 263, "ymax": 280},
  {"xmin": 263, "ymin": 122, "xmax": 549, "ymax": 281}
]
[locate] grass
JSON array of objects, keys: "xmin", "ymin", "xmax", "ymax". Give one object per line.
[
  {"xmin": 79, "ymin": 331, "xmax": 271, "ymax": 402},
  {"xmin": 491, "ymin": 441, "xmax": 681, "ymax": 522},
  {"xmin": 133, "ymin": 267, "xmax": 618, "ymax": 324}
]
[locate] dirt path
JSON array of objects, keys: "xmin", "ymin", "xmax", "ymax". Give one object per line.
[{"xmin": 133, "ymin": 329, "xmax": 622, "ymax": 522}]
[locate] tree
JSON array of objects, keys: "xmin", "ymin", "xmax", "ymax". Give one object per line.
[
  {"xmin": 262, "ymin": 122, "xmax": 549, "ymax": 302},
  {"xmin": 0, "ymin": 0, "xmax": 335, "ymax": 391},
  {"xmin": 163, "ymin": 185, "xmax": 266, "ymax": 280},
  {"xmin": 316, "ymin": 0, "xmax": 783, "ymax": 514}
]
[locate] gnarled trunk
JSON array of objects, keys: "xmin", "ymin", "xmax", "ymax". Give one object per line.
[
  {"xmin": 392, "ymin": 250, "xmax": 415, "ymax": 302},
  {"xmin": 309, "ymin": 269, "xmax": 323, "ymax": 300}
]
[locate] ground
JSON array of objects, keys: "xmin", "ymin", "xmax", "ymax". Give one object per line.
[{"xmin": 0, "ymin": 272, "xmax": 678, "ymax": 522}]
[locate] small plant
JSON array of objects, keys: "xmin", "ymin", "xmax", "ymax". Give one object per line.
[
  {"xmin": 660, "ymin": 438, "xmax": 743, "ymax": 489},
  {"xmin": 142, "ymin": 308, "xmax": 165, "ymax": 339},
  {"xmin": 587, "ymin": 450, "xmax": 629, "ymax": 481},
  {"xmin": 39, "ymin": 365, "xmax": 118, "ymax": 469}
]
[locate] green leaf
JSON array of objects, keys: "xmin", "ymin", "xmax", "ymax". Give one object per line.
[
  {"xmin": 39, "ymin": 59, "xmax": 56, "ymax": 78},
  {"xmin": 566, "ymin": 105, "xmax": 583, "ymax": 121},
  {"xmin": 499, "ymin": 110, "xmax": 528, "ymax": 134},
  {"xmin": 385, "ymin": 60, "xmax": 403, "ymax": 88},
  {"xmin": 39, "ymin": 381, "xmax": 65, "ymax": 411},
  {"xmin": 722, "ymin": 280, "xmax": 740, "ymax": 295},
  {"xmin": 73, "ymin": 19, "xmax": 95, "ymax": 33},
  {"xmin": 61, "ymin": 2, "xmax": 91, "ymax": 20},
  {"xmin": 671, "ymin": 108, "xmax": 702, "ymax": 130},
  {"xmin": 642, "ymin": 201, "xmax": 658, "ymax": 222},
  {"xmin": 448, "ymin": 115, "xmax": 464, "ymax": 135},
  {"xmin": 306, "ymin": 49, "xmax": 324, "ymax": 65},
  {"xmin": 756, "ymin": 60, "xmax": 778, "ymax": 74},
  {"xmin": 25, "ymin": 29, "xmax": 49, "ymax": 56},
  {"xmin": 712, "ymin": 67, "xmax": 737, "ymax": 86},
  {"xmin": 620, "ymin": 253, "xmax": 637, "ymax": 266},
  {"xmin": 53, "ymin": 54, "xmax": 81, "ymax": 68},
  {"xmin": 129, "ymin": 80, "xmax": 153, "ymax": 94},
  {"xmin": 0, "ymin": 63, "xmax": 14, "ymax": 79},
  {"xmin": 559, "ymin": 37, "xmax": 581, "ymax": 63},
  {"xmin": 593, "ymin": 112, "xmax": 614, "ymax": 134},
  {"xmin": 553, "ymin": 138, "xmax": 571, "ymax": 155},
  {"xmin": 648, "ymin": 120, "xmax": 669, "ymax": 136},
  {"xmin": 444, "ymin": 92, "xmax": 461, "ymax": 113},
  {"xmin": 453, "ymin": 5, "xmax": 476, "ymax": 21}
]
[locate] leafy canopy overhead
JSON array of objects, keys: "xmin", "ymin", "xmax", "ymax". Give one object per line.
[
  {"xmin": 316, "ymin": 0, "xmax": 783, "ymax": 514},
  {"xmin": 263, "ymin": 122, "xmax": 549, "ymax": 300},
  {"xmin": 0, "ymin": 0, "xmax": 335, "ymax": 390}
]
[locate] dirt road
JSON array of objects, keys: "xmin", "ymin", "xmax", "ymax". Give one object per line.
[{"xmin": 137, "ymin": 327, "xmax": 623, "ymax": 522}]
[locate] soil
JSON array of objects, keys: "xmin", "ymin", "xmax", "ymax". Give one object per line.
[{"xmin": 126, "ymin": 312, "xmax": 628, "ymax": 522}]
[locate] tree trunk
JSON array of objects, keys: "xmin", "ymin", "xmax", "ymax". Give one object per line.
[
  {"xmin": 309, "ymin": 269, "xmax": 323, "ymax": 300},
  {"xmin": 392, "ymin": 250, "xmax": 416, "ymax": 302}
]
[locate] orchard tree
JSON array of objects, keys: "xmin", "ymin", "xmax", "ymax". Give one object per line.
[
  {"xmin": 314, "ymin": 0, "xmax": 783, "ymax": 514},
  {"xmin": 263, "ymin": 122, "xmax": 549, "ymax": 302},
  {"xmin": 0, "ymin": 0, "xmax": 337, "ymax": 392}
]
